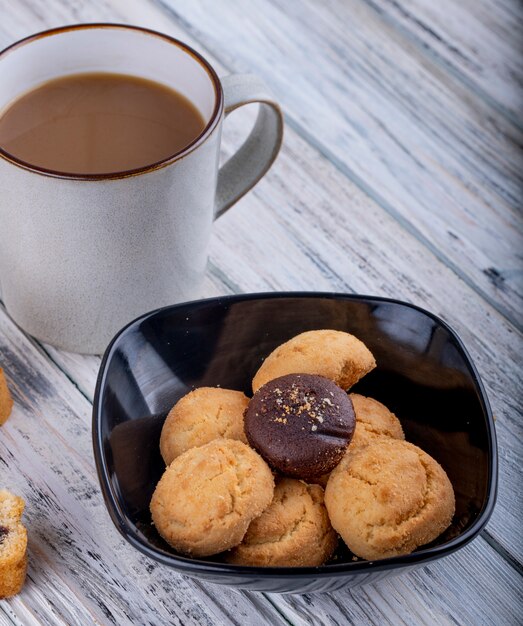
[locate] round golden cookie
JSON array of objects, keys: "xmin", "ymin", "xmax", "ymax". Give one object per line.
[
  {"xmin": 313, "ymin": 394, "xmax": 404, "ymax": 486},
  {"xmin": 252, "ymin": 330, "xmax": 376, "ymax": 393},
  {"xmin": 160, "ymin": 387, "xmax": 249, "ymax": 465},
  {"xmin": 325, "ymin": 439, "xmax": 455, "ymax": 560},
  {"xmin": 150, "ymin": 439, "xmax": 274, "ymax": 557},
  {"xmin": 347, "ymin": 393, "xmax": 404, "ymax": 454},
  {"xmin": 226, "ymin": 478, "xmax": 337, "ymax": 567}
]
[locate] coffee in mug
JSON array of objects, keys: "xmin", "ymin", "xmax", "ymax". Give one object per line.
[{"xmin": 0, "ymin": 72, "xmax": 206, "ymax": 174}]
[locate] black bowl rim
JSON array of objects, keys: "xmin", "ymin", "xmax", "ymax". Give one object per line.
[{"xmin": 92, "ymin": 291, "xmax": 498, "ymax": 578}]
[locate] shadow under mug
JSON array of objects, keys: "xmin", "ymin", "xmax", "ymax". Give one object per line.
[{"xmin": 0, "ymin": 24, "xmax": 283, "ymax": 354}]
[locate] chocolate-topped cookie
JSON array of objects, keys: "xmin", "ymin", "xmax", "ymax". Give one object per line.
[{"xmin": 244, "ymin": 374, "xmax": 356, "ymax": 480}]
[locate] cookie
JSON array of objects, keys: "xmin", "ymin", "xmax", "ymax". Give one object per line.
[
  {"xmin": 252, "ymin": 329, "xmax": 376, "ymax": 393},
  {"xmin": 226, "ymin": 478, "xmax": 337, "ymax": 567},
  {"xmin": 160, "ymin": 387, "xmax": 249, "ymax": 465},
  {"xmin": 150, "ymin": 439, "xmax": 274, "ymax": 557},
  {"xmin": 0, "ymin": 368, "xmax": 13, "ymax": 426},
  {"xmin": 347, "ymin": 393, "xmax": 404, "ymax": 454},
  {"xmin": 325, "ymin": 439, "xmax": 455, "ymax": 560},
  {"xmin": 245, "ymin": 374, "xmax": 355, "ymax": 480},
  {"xmin": 0, "ymin": 490, "xmax": 27, "ymax": 598},
  {"xmin": 314, "ymin": 394, "xmax": 405, "ymax": 486}
]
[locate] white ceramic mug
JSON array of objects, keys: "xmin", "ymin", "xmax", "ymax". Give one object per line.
[{"xmin": 0, "ymin": 24, "xmax": 283, "ymax": 354}]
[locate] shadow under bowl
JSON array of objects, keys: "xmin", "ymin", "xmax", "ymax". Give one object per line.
[{"xmin": 92, "ymin": 292, "xmax": 497, "ymax": 593}]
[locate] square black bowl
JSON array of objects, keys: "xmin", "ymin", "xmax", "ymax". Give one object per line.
[{"xmin": 92, "ymin": 292, "xmax": 497, "ymax": 593}]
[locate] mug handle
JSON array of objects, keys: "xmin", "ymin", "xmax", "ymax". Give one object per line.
[{"xmin": 215, "ymin": 74, "xmax": 283, "ymax": 219}]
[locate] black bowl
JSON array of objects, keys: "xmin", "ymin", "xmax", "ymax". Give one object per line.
[{"xmin": 92, "ymin": 292, "xmax": 497, "ymax": 593}]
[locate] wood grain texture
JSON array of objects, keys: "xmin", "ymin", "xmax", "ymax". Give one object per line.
[
  {"xmin": 162, "ymin": 0, "xmax": 523, "ymax": 327},
  {"xmin": 365, "ymin": 0, "xmax": 523, "ymax": 124},
  {"xmin": 0, "ymin": 0, "xmax": 521, "ymax": 624},
  {"xmin": 269, "ymin": 537, "xmax": 522, "ymax": 626}
]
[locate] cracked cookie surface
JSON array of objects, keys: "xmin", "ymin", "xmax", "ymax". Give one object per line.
[
  {"xmin": 160, "ymin": 387, "xmax": 249, "ymax": 465},
  {"xmin": 345, "ymin": 393, "xmax": 405, "ymax": 454},
  {"xmin": 325, "ymin": 439, "xmax": 455, "ymax": 560},
  {"xmin": 150, "ymin": 439, "xmax": 274, "ymax": 557},
  {"xmin": 0, "ymin": 490, "xmax": 27, "ymax": 598},
  {"xmin": 226, "ymin": 478, "xmax": 337, "ymax": 567},
  {"xmin": 252, "ymin": 329, "xmax": 376, "ymax": 393},
  {"xmin": 314, "ymin": 394, "xmax": 405, "ymax": 486}
]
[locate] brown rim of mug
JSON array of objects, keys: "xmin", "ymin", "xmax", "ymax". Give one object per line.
[{"xmin": 0, "ymin": 23, "xmax": 224, "ymax": 181}]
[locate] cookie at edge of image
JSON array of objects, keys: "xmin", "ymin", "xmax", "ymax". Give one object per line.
[
  {"xmin": 0, "ymin": 368, "xmax": 13, "ymax": 426},
  {"xmin": 0, "ymin": 490, "xmax": 28, "ymax": 599}
]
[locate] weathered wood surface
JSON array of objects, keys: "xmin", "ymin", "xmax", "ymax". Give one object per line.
[
  {"xmin": 367, "ymin": 0, "xmax": 523, "ymax": 123},
  {"xmin": 0, "ymin": 0, "xmax": 522, "ymax": 624},
  {"xmin": 163, "ymin": 0, "xmax": 523, "ymax": 326}
]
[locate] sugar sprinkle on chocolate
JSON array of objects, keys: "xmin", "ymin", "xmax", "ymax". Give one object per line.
[{"xmin": 244, "ymin": 373, "xmax": 356, "ymax": 480}]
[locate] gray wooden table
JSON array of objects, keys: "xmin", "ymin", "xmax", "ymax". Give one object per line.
[{"xmin": 0, "ymin": 0, "xmax": 521, "ymax": 624}]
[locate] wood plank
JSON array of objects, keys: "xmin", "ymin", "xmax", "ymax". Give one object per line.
[
  {"xmin": 365, "ymin": 0, "xmax": 523, "ymax": 124},
  {"xmin": 1, "ymin": 601, "xmax": 41, "ymax": 626},
  {"xmin": 160, "ymin": 0, "xmax": 523, "ymax": 327},
  {"xmin": 266, "ymin": 537, "xmax": 522, "ymax": 626}
]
